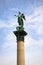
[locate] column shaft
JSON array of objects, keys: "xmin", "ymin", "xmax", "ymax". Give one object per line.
[{"xmin": 17, "ymin": 41, "xmax": 25, "ymax": 65}]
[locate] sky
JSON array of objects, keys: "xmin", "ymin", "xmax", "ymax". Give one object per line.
[{"xmin": 0, "ymin": 0, "xmax": 43, "ymax": 65}]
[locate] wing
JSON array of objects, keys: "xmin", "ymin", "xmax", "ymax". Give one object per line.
[{"xmin": 22, "ymin": 14, "xmax": 26, "ymax": 20}]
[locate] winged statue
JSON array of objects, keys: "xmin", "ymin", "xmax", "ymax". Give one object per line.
[{"xmin": 14, "ymin": 12, "xmax": 26, "ymax": 31}]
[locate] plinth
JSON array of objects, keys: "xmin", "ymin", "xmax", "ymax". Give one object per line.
[{"xmin": 13, "ymin": 30, "xmax": 27, "ymax": 65}]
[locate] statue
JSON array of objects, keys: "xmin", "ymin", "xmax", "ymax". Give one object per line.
[{"xmin": 14, "ymin": 12, "xmax": 26, "ymax": 31}]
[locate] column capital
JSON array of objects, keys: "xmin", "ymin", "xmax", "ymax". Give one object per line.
[{"xmin": 13, "ymin": 30, "xmax": 27, "ymax": 41}]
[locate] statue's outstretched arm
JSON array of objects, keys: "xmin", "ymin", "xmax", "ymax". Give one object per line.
[
  {"xmin": 14, "ymin": 15, "xmax": 18, "ymax": 17},
  {"xmin": 14, "ymin": 15, "xmax": 16, "ymax": 16}
]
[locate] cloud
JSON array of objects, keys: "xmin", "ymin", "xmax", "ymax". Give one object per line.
[
  {"xmin": 0, "ymin": 18, "xmax": 17, "ymax": 29},
  {"xmin": 25, "ymin": 35, "xmax": 43, "ymax": 48},
  {"xmin": 26, "ymin": 5, "xmax": 43, "ymax": 22},
  {"xmin": 26, "ymin": 5, "xmax": 43, "ymax": 24},
  {"xmin": 1, "ymin": 32, "xmax": 17, "ymax": 50},
  {"xmin": 0, "ymin": 20, "xmax": 8, "ymax": 28},
  {"xmin": 0, "ymin": 55, "xmax": 17, "ymax": 65},
  {"xmin": 25, "ymin": 5, "xmax": 43, "ymax": 36},
  {"xmin": 25, "ymin": 36, "xmax": 43, "ymax": 65},
  {"xmin": 10, "ymin": 8, "xmax": 19, "ymax": 12}
]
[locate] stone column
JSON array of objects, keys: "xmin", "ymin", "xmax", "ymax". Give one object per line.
[
  {"xmin": 17, "ymin": 41, "xmax": 24, "ymax": 65},
  {"xmin": 13, "ymin": 30, "xmax": 27, "ymax": 65}
]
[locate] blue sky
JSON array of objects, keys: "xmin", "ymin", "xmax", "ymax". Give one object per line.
[{"xmin": 0, "ymin": 0, "xmax": 43, "ymax": 65}]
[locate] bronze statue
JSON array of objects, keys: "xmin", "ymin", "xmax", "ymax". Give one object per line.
[{"xmin": 14, "ymin": 12, "xmax": 26, "ymax": 31}]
